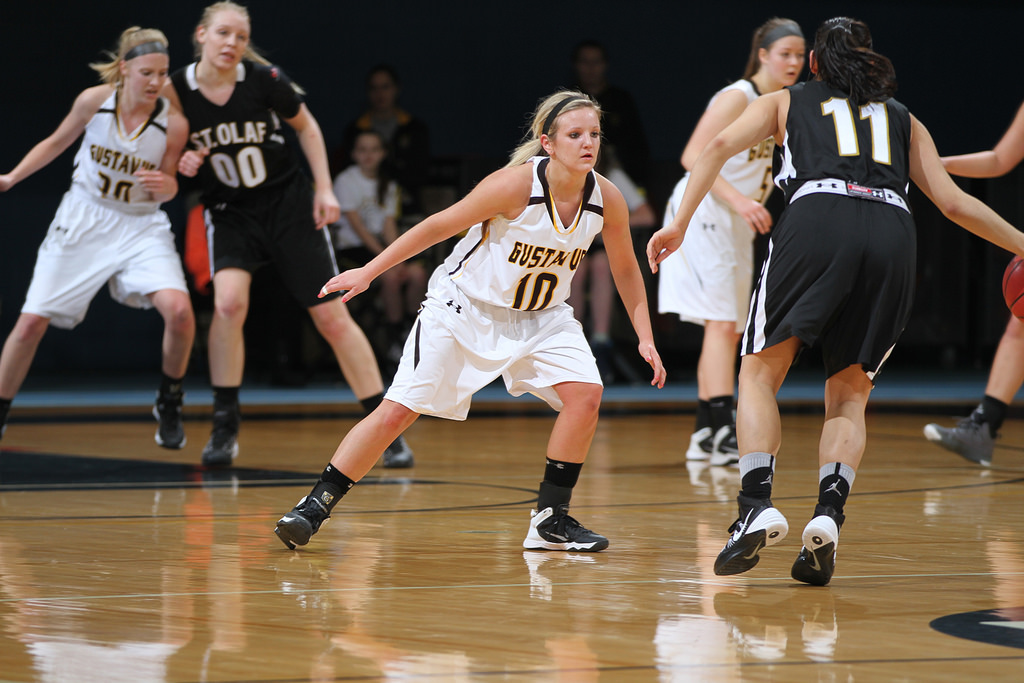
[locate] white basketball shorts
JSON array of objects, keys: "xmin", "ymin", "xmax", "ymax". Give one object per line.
[
  {"xmin": 385, "ymin": 266, "xmax": 602, "ymax": 420},
  {"xmin": 21, "ymin": 189, "xmax": 188, "ymax": 329}
]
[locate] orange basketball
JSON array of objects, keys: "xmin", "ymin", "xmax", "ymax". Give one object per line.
[{"xmin": 1002, "ymin": 255, "xmax": 1024, "ymax": 319}]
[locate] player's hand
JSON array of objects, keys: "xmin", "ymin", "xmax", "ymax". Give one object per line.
[
  {"xmin": 732, "ymin": 197, "xmax": 773, "ymax": 235},
  {"xmin": 646, "ymin": 226, "xmax": 684, "ymax": 273},
  {"xmin": 318, "ymin": 267, "xmax": 372, "ymax": 303},
  {"xmin": 0, "ymin": 174, "xmax": 15, "ymax": 192},
  {"xmin": 134, "ymin": 169, "xmax": 172, "ymax": 198},
  {"xmin": 177, "ymin": 148, "xmax": 209, "ymax": 177},
  {"xmin": 313, "ymin": 187, "xmax": 341, "ymax": 230},
  {"xmin": 639, "ymin": 341, "xmax": 666, "ymax": 389}
]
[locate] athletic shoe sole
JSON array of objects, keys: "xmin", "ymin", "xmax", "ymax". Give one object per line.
[
  {"xmin": 714, "ymin": 507, "xmax": 788, "ymax": 575},
  {"xmin": 275, "ymin": 515, "xmax": 314, "ymax": 550},
  {"xmin": 791, "ymin": 515, "xmax": 839, "ymax": 586}
]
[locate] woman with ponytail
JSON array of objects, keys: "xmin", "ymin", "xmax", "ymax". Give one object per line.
[
  {"xmin": 649, "ymin": 16, "xmax": 1024, "ymax": 585},
  {"xmin": 274, "ymin": 90, "xmax": 665, "ymax": 554},
  {"xmin": 0, "ymin": 27, "xmax": 194, "ymax": 450}
]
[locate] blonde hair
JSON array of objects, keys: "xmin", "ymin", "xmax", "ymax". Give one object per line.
[
  {"xmin": 507, "ymin": 90, "xmax": 601, "ymax": 167},
  {"xmin": 89, "ymin": 27, "xmax": 169, "ymax": 87},
  {"xmin": 194, "ymin": 2, "xmax": 305, "ymax": 94}
]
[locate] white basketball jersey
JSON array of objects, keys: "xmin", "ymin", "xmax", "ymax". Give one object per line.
[
  {"xmin": 709, "ymin": 79, "xmax": 775, "ymax": 203},
  {"xmin": 443, "ymin": 157, "xmax": 604, "ymax": 310},
  {"xmin": 71, "ymin": 91, "xmax": 170, "ymax": 214}
]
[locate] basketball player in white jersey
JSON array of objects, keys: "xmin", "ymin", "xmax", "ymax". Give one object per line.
[
  {"xmin": 659, "ymin": 18, "xmax": 805, "ymax": 466},
  {"xmin": 0, "ymin": 28, "xmax": 194, "ymax": 449},
  {"xmin": 274, "ymin": 90, "xmax": 666, "ymax": 553}
]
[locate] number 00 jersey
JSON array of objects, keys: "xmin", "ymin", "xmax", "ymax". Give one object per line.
[
  {"xmin": 775, "ymin": 80, "xmax": 912, "ymax": 202},
  {"xmin": 171, "ymin": 60, "xmax": 304, "ymax": 206},
  {"xmin": 442, "ymin": 157, "xmax": 604, "ymax": 311},
  {"xmin": 70, "ymin": 91, "xmax": 169, "ymax": 214}
]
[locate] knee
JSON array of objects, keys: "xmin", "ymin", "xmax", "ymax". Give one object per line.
[
  {"xmin": 311, "ymin": 301, "xmax": 357, "ymax": 342},
  {"xmin": 565, "ymin": 384, "xmax": 603, "ymax": 417},
  {"xmin": 213, "ymin": 294, "xmax": 248, "ymax": 326},
  {"xmin": 375, "ymin": 399, "xmax": 417, "ymax": 432},
  {"xmin": 11, "ymin": 315, "xmax": 49, "ymax": 344},
  {"xmin": 163, "ymin": 296, "xmax": 196, "ymax": 336}
]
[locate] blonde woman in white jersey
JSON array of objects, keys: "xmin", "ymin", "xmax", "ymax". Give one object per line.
[
  {"xmin": 274, "ymin": 90, "xmax": 666, "ymax": 553},
  {"xmin": 659, "ymin": 18, "xmax": 805, "ymax": 466},
  {"xmin": 0, "ymin": 28, "xmax": 193, "ymax": 449}
]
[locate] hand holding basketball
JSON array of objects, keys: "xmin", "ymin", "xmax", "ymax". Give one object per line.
[{"xmin": 1002, "ymin": 255, "xmax": 1024, "ymax": 318}]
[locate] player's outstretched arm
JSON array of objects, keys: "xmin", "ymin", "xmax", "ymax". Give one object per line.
[
  {"xmin": 910, "ymin": 115, "xmax": 1024, "ymax": 258},
  {"xmin": 0, "ymin": 86, "xmax": 108, "ymax": 192}
]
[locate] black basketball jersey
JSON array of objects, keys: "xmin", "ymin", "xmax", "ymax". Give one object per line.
[
  {"xmin": 171, "ymin": 60, "xmax": 304, "ymax": 205},
  {"xmin": 774, "ymin": 80, "xmax": 912, "ymax": 203}
]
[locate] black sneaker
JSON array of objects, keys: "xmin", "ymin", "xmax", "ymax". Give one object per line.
[
  {"xmin": 714, "ymin": 494, "xmax": 788, "ymax": 575},
  {"xmin": 686, "ymin": 427, "xmax": 713, "ymax": 461},
  {"xmin": 923, "ymin": 418, "xmax": 994, "ymax": 467},
  {"xmin": 710, "ymin": 424, "xmax": 739, "ymax": 466},
  {"xmin": 381, "ymin": 435, "xmax": 414, "ymax": 468},
  {"xmin": 275, "ymin": 494, "xmax": 331, "ymax": 550},
  {"xmin": 153, "ymin": 390, "xmax": 186, "ymax": 449},
  {"xmin": 791, "ymin": 508, "xmax": 843, "ymax": 586},
  {"xmin": 0, "ymin": 401, "xmax": 10, "ymax": 441},
  {"xmin": 522, "ymin": 504, "xmax": 609, "ymax": 552},
  {"xmin": 202, "ymin": 407, "xmax": 239, "ymax": 467}
]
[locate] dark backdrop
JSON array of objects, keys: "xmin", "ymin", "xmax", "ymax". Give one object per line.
[{"xmin": 2, "ymin": 1, "xmax": 1022, "ymax": 382}]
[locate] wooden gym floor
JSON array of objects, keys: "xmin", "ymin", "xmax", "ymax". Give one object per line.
[{"xmin": 0, "ymin": 372, "xmax": 1022, "ymax": 682}]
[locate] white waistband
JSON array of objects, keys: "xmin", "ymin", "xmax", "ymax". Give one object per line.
[{"xmin": 789, "ymin": 178, "xmax": 909, "ymax": 213}]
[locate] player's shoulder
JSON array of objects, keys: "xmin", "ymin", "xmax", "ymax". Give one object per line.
[{"xmin": 75, "ymin": 85, "xmax": 115, "ymax": 111}]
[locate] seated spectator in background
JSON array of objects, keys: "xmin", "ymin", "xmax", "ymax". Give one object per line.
[
  {"xmin": 333, "ymin": 130, "xmax": 427, "ymax": 352},
  {"xmin": 568, "ymin": 146, "xmax": 655, "ymax": 382},
  {"xmin": 336, "ymin": 64, "xmax": 430, "ymax": 219},
  {"xmin": 571, "ymin": 40, "xmax": 650, "ymax": 186}
]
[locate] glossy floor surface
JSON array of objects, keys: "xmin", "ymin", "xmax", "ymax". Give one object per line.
[{"xmin": 1, "ymin": 407, "xmax": 1023, "ymax": 682}]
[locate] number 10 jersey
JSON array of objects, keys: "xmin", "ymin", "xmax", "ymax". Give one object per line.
[{"xmin": 443, "ymin": 156, "xmax": 604, "ymax": 311}]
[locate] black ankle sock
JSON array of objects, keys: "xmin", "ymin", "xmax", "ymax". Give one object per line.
[
  {"xmin": 212, "ymin": 386, "xmax": 239, "ymax": 409},
  {"xmin": 160, "ymin": 373, "xmax": 184, "ymax": 397},
  {"xmin": 695, "ymin": 399, "xmax": 711, "ymax": 431},
  {"xmin": 544, "ymin": 458, "xmax": 582, "ymax": 489},
  {"xmin": 211, "ymin": 386, "xmax": 240, "ymax": 429},
  {"xmin": 975, "ymin": 395, "xmax": 1008, "ymax": 436},
  {"xmin": 0, "ymin": 398, "xmax": 11, "ymax": 430},
  {"xmin": 709, "ymin": 395, "xmax": 734, "ymax": 431},
  {"xmin": 315, "ymin": 464, "xmax": 356, "ymax": 513},
  {"xmin": 359, "ymin": 393, "xmax": 384, "ymax": 416},
  {"xmin": 537, "ymin": 480, "xmax": 572, "ymax": 511},
  {"xmin": 739, "ymin": 453, "xmax": 774, "ymax": 500},
  {"xmin": 817, "ymin": 462, "xmax": 855, "ymax": 518}
]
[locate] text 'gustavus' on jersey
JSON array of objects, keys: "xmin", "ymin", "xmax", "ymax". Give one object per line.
[{"xmin": 507, "ymin": 241, "xmax": 587, "ymax": 271}]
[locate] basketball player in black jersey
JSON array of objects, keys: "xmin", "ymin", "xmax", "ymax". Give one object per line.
[
  {"xmin": 165, "ymin": 2, "xmax": 413, "ymax": 468},
  {"xmin": 648, "ymin": 17, "xmax": 1024, "ymax": 585}
]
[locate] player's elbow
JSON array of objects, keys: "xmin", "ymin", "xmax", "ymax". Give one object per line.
[{"xmin": 935, "ymin": 193, "xmax": 974, "ymax": 224}]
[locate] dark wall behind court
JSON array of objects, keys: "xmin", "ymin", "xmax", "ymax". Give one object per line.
[{"xmin": 2, "ymin": 1, "xmax": 1022, "ymax": 381}]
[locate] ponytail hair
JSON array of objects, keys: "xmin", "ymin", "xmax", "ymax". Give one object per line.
[
  {"xmin": 507, "ymin": 90, "xmax": 601, "ymax": 167},
  {"xmin": 89, "ymin": 27, "xmax": 169, "ymax": 87},
  {"xmin": 742, "ymin": 17, "xmax": 803, "ymax": 80},
  {"xmin": 813, "ymin": 17, "xmax": 896, "ymax": 107}
]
